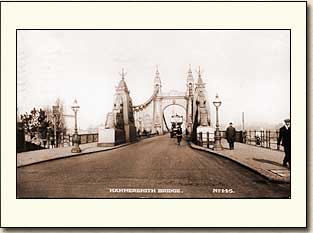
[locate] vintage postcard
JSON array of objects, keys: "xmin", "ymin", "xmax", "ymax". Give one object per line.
[{"xmin": 1, "ymin": 1, "xmax": 307, "ymax": 228}]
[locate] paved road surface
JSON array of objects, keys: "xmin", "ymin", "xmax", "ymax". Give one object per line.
[{"xmin": 17, "ymin": 135, "xmax": 290, "ymax": 198}]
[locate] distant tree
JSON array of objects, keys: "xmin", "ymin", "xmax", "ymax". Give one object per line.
[
  {"xmin": 20, "ymin": 107, "xmax": 52, "ymax": 141},
  {"xmin": 20, "ymin": 98, "xmax": 67, "ymax": 147}
]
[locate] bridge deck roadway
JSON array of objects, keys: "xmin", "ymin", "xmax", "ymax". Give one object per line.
[{"xmin": 17, "ymin": 135, "xmax": 290, "ymax": 198}]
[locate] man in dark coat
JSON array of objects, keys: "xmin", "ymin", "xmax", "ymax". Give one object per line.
[
  {"xmin": 277, "ymin": 119, "xmax": 291, "ymax": 168},
  {"xmin": 226, "ymin": 122, "xmax": 236, "ymax": 150},
  {"xmin": 176, "ymin": 126, "xmax": 183, "ymax": 145}
]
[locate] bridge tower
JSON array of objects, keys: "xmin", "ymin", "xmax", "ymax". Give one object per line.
[
  {"xmin": 115, "ymin": 69, "xmax": 137, "ymax": 143},
  {"xmin": 152, "ymin": 66, "xmax": 163, "ymax": 134},
  {"xmin": 98, "ymin": 69, "xmax": 137, "ymax": 146},
  {"xmin": 154, "ymin": 66, "xmax": 162, "ymax": 94},
  {"xmin": 191, "ymin": 67, "xmax": 212, "ymax": 143},
  {"xmin": 186, "ymin": 65, "xmax": 194, "ymax": 134}
]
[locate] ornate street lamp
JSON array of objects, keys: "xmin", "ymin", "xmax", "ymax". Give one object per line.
[
  {"xmin": 71, "ymin": 99, "xmax": 81, "ymax": 153},
  {"xmin": 213, "ymin": 94, "xmax": 223, "ymax": 150}
]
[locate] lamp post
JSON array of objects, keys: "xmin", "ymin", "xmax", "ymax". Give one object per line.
[
  {"xmin": 52, "ymin": 105, "xmax": 60, "ymax": 148},
  {"xmin": 213, "ymin": 94, "xmax": 223, "ymax": 150},
  {"xmin": 71, "ymin": 99, "xmax": 81, "ymax": 153}
]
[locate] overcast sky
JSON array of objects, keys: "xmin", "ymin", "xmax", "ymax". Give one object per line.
[{"xmin": 17, "ymin": 30, "xmax": 290, "ymax": 130}]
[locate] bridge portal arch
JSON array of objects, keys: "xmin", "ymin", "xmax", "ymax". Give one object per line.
[
  {"xmin": 101, "ymin": 66, "xmax": 212, "ymax": 146},
  {"xmin": 162, "ymin": 103, "xmax": 187, "ymax": 132},
  {"xmin": 131, "ymin": 66, "xmax": 211, "ymax": 137}
]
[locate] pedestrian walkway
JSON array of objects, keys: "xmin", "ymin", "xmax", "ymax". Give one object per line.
[
  {"xmin": 17, "ymin": 135, "xmax": 160, "ymax": 167},
  {"xmin": 190, "ymin": 139, "xmax": 290, "ymax": 183},
  {"xmin": 17, "ymin": 142, "xmax": 130, "ymax": 167}
]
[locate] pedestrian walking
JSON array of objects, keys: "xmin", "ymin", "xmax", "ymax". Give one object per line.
[
  {"xmin": 277, "ymin": 119, "xmax": 291, "ymax": 168},
  {"xmin": 176, "ymin": 126, "xmax": 183, "ymax": 145},
  {"xmin": 242, "ymin": 130, "xmax": 247, "ymax": 143},
  {"xmin": 226, "ymin": 122, "xmax": 236, "ymax": 150}
]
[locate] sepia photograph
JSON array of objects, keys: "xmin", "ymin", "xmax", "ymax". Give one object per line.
[
  {"xmin": 16, "ymin": 29, "xmax": 291, "ymax": 199},
  {"xmin": 0, "ymin": 0, "xmax": 308, "ymax": 227}
]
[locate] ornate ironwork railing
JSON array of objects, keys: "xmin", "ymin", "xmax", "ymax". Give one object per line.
[
  {"xmin": 195, "ymin": 130, "xmax": 284, "ymax": 152},
  {"xmin": 244, "ymin": 130, "xmax": 283, "ymax": 151},
  {"xmin": 52, "ymin": 133, "xmax": 99, "ymax": 147}
]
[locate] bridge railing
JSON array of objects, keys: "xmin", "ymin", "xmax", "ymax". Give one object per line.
[
  {"xmin": 244, "ymin": 130, "xmax": 283, "ymax": 151},
  {"xmin": 18, "ymin": 133, "xmax": 99, "ymax": 152},
  {"xmin": 53, "ymin": 133, "xmax": 99, "ymax": 147},
  {"xmin": 196, "ymin": 130, "xmax": 284, "ymax": 152},
  {"xmin": 20, "ymin": 130, "xmax": 164, "ymax": 152}
]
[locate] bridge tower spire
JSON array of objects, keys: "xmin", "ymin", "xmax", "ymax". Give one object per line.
[
  {"xmin": 117, "ymin": 68, "xmax": 129, "ymax": 93},
  {"xmin": 154, "ymin": 65, "xmax": 162, "ymax": 95},
  {"xmin": 186, "ymin": 64, "xmax": 194, "ymax": 97},
  {"xmin": 186, "ymin": 64, "xmax": 195, "ymax": 135},
  {"xmin": 152, "ymin": 65, "xmax": 162, "ymax": 134},
  {"xmin": 196, "ymin": 66, "xmax": 205, "ymax": 88}
]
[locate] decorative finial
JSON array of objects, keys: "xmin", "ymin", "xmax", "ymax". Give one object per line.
[
  {"xmin": 188, "ymin": 64, "xmax": 192, "ymax": 74},
  {"xmin": 156, "ymin": 65, "xmax": 160, "ymax": 76},
  {"xmin": 119, "ymin": 68, "xmax": 127, "ymax": 80},
  {"xmin": 197, "ymin": 66, "xmax": 203, "ymax": 78}
]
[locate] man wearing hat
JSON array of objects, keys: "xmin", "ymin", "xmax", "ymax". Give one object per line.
[
  {"xmin": 226, "ymin": 122, "xmax": 236, "ymax": 150},
  {"xmin": 277, "ymin": 119, "xmax": 291, "ymax": 168}
]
